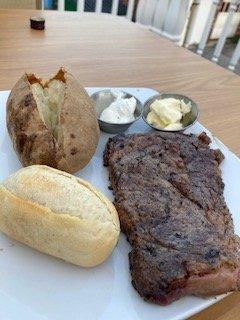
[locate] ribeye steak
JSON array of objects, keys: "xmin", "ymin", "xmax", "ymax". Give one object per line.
[{"xmin": 103, "ymin": 131, "xmax": 240, "ymax": 305}]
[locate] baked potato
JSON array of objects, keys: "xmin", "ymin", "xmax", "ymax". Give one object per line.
[{"xmin": 6, "ymin": 68, "xmax": 100, "ymax": 173}]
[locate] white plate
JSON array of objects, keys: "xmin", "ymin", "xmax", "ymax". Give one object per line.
[{"xmin": 0, "ymin": 88, "xmax": 239, "ymax": 320}]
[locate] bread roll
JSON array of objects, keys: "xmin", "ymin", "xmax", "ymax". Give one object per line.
[{"xmin": 0, "ymin": 165, "xmax": 120, "ymax": 267}]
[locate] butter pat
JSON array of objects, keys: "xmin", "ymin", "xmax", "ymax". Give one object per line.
[
  {"xmin": 165, "ymin": 122, "xmax": 183, "ymax": 131},
  {"xmin": 180, "ymin": 100, "xmax": 191, "ymax": 114},
  {"xmin": 150, "ymin": 100, "xmax": 182, "ymax": 125},
  {"xmin": 146, "ymin": 111, "xmax": 165, "ymax": 129},
  {"xmin": 146, "ymin": 97, "xmax": 192, "ymax": 131}
]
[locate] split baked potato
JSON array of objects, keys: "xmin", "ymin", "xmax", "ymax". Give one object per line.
[{"xmin": 6, "ymin": 68, "xmax": 100, "ymax": 173}]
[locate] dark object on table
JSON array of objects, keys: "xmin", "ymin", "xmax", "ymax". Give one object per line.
[
  {"xmin": 104, "ymin": 131, "xmax": 240, "ymax": 305},
  {"xmin": 30, "ymin": 17, "xmax": 45, "ymax": 30}
]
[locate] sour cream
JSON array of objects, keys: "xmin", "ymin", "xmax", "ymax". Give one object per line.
[{"xmin": 100, "ymin": 91, "xmax": 136, "ymax": 124}]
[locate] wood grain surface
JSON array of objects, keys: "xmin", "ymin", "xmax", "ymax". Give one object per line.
[
  {"xmin": 0, "ymin": 0, "xmax": 39, "ymax": 9},
  {"xmin": 0, "ymin": 9, "xmax": 240, "ymax": 319}
]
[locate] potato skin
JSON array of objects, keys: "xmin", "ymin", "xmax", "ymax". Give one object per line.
[
  {"xmin": 6, "ymin": 70, "xmax": 100, "ymax": 173},
  {"xmin": 60, "ymin": 71, "xmax": 100, "ymax": 173}
]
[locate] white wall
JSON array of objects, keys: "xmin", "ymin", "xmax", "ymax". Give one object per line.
[{"xmin": 136, "ymin": 0, "xmax": 194, "ymax": 45}]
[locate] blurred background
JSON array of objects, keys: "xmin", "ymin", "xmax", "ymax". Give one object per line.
[{"xmin": 0, "ymin": 0, "xmax": 239, "ymax": 74}]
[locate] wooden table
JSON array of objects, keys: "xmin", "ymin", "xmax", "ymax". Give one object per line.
[{"xmin": 0, "ymin": 9, "xmax": 240, "ymax": 320}]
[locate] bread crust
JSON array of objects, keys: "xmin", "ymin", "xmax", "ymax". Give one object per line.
[{"xmin": 0, "ymin": 165, "xmax": 120, "ymax": 267}]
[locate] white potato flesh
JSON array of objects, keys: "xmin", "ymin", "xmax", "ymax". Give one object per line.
[{"xmin": 31, "ymin": 80, "xmax": 66, "ymax": 141}]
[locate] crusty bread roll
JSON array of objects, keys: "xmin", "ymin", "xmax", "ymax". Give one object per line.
[{"xmin": 0, "ymin": 165, "xmax": 120, "ymax": 267}]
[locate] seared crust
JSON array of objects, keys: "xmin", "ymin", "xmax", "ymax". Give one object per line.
[
  {"xmin": 0, "ymin": 165, "xmax": 120, "ymax": 267},
  {"xmin": 104, "ymin": 131, "xmax": 240, "ymax": 304}
]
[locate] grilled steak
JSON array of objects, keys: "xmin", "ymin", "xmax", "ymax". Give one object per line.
[{"xmin": 104, "ymin": 131, "xmax": 240, "ymax": 305}]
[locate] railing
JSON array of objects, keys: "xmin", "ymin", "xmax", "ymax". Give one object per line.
[
  {"xmin": 136, "ymin": 0, "xmax": 194, "ymax": 45},
  {"xmin": 197, "ymin": 0, "xmax": 240, "ymax": 71},
  {"xmin": 54, "ymin": 0, "xmax": 135, "ymax": 20},
  {"xmin": 136, "ymin": 0, "xmax": 240, "ymax": 72}
]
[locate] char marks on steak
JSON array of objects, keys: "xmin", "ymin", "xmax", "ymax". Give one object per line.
[{"xmin": 104, "ymin": 131, "xmax": 240, "ymax": 305}]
